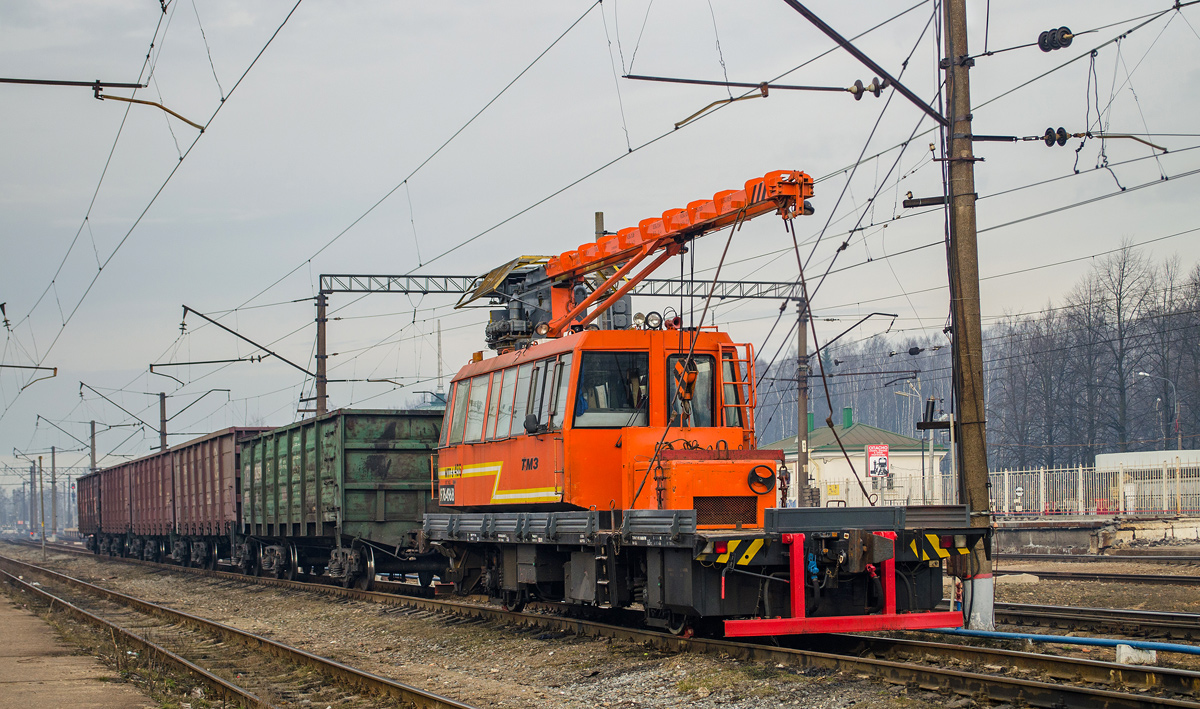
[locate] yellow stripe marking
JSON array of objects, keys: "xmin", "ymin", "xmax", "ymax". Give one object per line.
[
  {"xmin": 926, "ymin": 534, "xmax": 951, "ymax": 559},
  {"xmin": 715, "ymin": 539, "xmax": 741, "ymax": 565},
  {"xmin": 438, "ymin": 461, "xmax": 561, "ymax": 504},
  {"xmin": 736, "ymin": 538, "xmax": 764, "ymax": 566}
]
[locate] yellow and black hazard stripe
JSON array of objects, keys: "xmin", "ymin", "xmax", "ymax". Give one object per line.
[
  {"xmin": 909, "ymin": 533, "xmax": 971, "ymax": 562},
  {"xmin": 696, "ymin": 538, "xmax": 770, "ymax": 566}
]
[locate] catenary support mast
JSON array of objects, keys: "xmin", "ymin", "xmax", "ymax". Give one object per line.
[
  {"xmin": 944, "ymin": 0, "xmax": 993, "ymax": 630},
  {"xmin": 795, "ymin": 299, "xmax": 809, "ymax": 507}
]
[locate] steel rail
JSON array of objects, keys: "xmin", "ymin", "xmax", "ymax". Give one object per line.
[
  {"xmin": 992, "ymin": 602, "xmax": 1200, "ymax": 643},
  {"xmin": 998, "ymin": 554, "xmax": 1200, "ymax": 564},
  {"xmin": 805, "ymin": 633, "xmax": 1200, "ymax": 697},
  {"xmin": 0, "ymin": 568, "xmax": 273, "ymax": 709},
  {"xmin": 13, "ymin": 541, "xmax": 1200, "ymax": 708},
  {"xmin": 996, "ymin": 569, "xmax": 1200, "ymax": 586},
  {"xmin": 0, "ymin": 553, "xmax": 476, "ymax": 709}
]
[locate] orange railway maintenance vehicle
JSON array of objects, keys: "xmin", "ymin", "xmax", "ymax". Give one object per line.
[{"xmin": 424, "ymin": 170, "xmax": 988, "ymax": 636}]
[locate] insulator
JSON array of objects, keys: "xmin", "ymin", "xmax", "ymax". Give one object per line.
[
  {"xmin": 1038, "ymin": 26, "xmax": 1073, "ymax": 52},
  {"xmin": 852, "ymin": 79, "xmax": 865, "ymax": 101},
  {"xmin": 1043, "ymin": 127, "xmax": 1070, "ymax": 147}
]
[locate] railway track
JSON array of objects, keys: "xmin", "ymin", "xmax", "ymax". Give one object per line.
[
  {"xmin": 995, "ymin": 569, "xmax": 1200, "ymax": 586},
  {"xmin": 999, "ymin": 553, "xmax": 1200, "ymax": 565},
  {"xmin": 0, "ymin": 552, "xmax": 474, "ymax": 709},
  {"xmin": 9, "ymin": 541, "xmax": 1200, "ymax": 708},
  {"xmin": 993, "ymin": 603, "xmax": 1200, "ymax": 642}
]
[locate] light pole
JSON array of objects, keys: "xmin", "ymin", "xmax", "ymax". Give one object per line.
[{"xmin": 1138, "ymin": 372, "xmax": 1181, "ymax": 451}]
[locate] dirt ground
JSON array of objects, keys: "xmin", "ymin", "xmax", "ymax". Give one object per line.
[{"xmin": 0, "ymin": 543, "xmax": 956, "ymax": 709}]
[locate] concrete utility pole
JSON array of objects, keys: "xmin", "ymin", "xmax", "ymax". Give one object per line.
[
  {"xmin": 28, "ymin": 463, "xmax": 35, "ymax": 539},
  {"xmin": 159, "ymin": 392, "xmax": 168, "ymax": 451},
  {"xmin": 50, "ymin": 446, "xmax": 57, "ymax": 540},
  {"xmin": 944, "ymin": 0, "xmax": 993, "ymax": 630},
  {"xmin": 796, "ymin": 299, "xmax": 810, "ymax": 507},
  {"xmin": 436, "ymin": 321, "xmax": 444, "ymax": 397},
  {"xmin": 90, "ymin": 420, "xmax": 97, "ymax": 473},
  {"xmin": 38, "ymin": 456, "xmax": 45, "ymax": 560},
  {"xmin": 315, "ymin": 292, "xmax": 329, "ymax": 415}
]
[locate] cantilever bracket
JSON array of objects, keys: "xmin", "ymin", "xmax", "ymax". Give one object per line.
[{"xmin": 98, "ymin": 93, "xmax": 204, "ymax": 132}]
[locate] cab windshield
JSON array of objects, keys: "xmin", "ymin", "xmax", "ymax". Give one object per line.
[{"xmin": 574, "ymin": 351, "xmax": 649, "ymax": 428}]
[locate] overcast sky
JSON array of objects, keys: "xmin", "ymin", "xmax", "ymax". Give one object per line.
[{"xmin": 2, "ymin": 0, "xmax": 1198, "ymax": 482}]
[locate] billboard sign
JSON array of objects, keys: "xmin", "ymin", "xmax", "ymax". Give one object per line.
[{"xmin": 866, "ymin": 444, "xmax": 890, "ymax": 478}]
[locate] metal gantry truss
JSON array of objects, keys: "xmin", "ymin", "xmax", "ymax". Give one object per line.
[
  {"xmin": 318, "ymin": 274, "xmax": 802, "ymax": 301},
  {"xmin": 309, "ymin": 273, "xmax": 802, "ymax": 415}
]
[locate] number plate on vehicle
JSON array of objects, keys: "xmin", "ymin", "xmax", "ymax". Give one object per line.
[{"xmin": 439, "ymin": 485, "xmax": 455, "ymax": 504}]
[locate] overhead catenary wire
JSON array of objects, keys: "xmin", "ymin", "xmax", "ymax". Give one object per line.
[
  {"xmin": 14, "ymin": 0, "xmax": 1195, "ymax": 463},
  {"xmin": 227, "ymin": 1, "xmax": 603, "ymax": 316},
  {"xmin": 0, "ymin": 0, "xmax": 306, "ymax": 426},
  {"xmin": 225, "ymin": 1, "xmax": 930, "ymax": 316}
]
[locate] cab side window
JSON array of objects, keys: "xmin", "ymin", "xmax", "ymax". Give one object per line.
[
  {"xmin": 667, "ymin": 354, "xmax": 715, "ymax": 427},
  {"xmin": 524, "ymin": 353, "xmax": 574, "ymax": 433},
  {"xmin": 463, "ymin": 374, "xmax": 491, "ymax": 443},
  {"xmin": 447, "ymin": 380, "xmax": 470, "ymax": 445},
  {"xmin": 509, "ymin": 363, "xmax": 535, "ymax": 436}
]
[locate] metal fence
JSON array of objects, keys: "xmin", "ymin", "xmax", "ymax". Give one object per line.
[
  {"xmin": 991, "ymin": 461, "xmax": 1200, "ymax": 517},
  {"xmin": 815, "ymin": 459, "xmax": 1200, "ymax": 517},
  {"xmin": 818, "ymin": 472, "xmax": 960, "ymax": 508}
]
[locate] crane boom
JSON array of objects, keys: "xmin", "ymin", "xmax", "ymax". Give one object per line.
[
  {"xmin": 543, "ymin": 170, "xmax": 813, "ymax": 335},
  {"xmin": 460, "ymin": 169, "xmax": 813, "ymax": 351}
]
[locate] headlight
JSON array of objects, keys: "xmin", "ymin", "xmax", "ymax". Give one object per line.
[
  {"xmin": 534, "ymin": 322, "xmax": 550, "ymax": 336},
  {"xmin": 645, "ymin": 311, "xmax": 663, "ymax": 329},
  {"xmin": 585, "ymin": 323, "xmax": 600, "ymax": 331},
  {"xmin": 633, "ymin": 312, "xmax": 646, "ymax": 327}
]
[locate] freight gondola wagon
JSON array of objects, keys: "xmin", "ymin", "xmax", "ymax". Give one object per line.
[{"xmin": 236, "ymin": 409, "xmax": 445, "ymax": 588}]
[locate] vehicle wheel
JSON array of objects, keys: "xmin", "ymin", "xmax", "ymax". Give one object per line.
[
  {"xmin": 666, "ymin": 613, "xmax": 693, "ymax": 637},
  {"xmin": 284, "ymin": 544, "xmax": 299, "ymax": 581},
  {"xmin": 205, "ymin": 548, "xmax": 218, "ymax": 571},
  {"xmin": 502, "ymin": 590, "xmax": 526, "ymax": 613},
  {"xmin": 418, "ymin": 570, "xmax": 435, "ymax": 588},
  {"xmin": 352, "ymin": 545, "xmax": 375, "ymax": 591}
]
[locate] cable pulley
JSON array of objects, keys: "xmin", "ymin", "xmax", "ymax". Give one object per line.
[{"xmin": 1038, "ymin": 27, "xmax": 1073, "ymax": 52}]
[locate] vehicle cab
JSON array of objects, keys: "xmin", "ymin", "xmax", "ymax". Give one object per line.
[{"xmin": 435, "ymin": 327, "xmax": 783, "ymax": 528}]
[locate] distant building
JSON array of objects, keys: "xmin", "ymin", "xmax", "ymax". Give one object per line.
[{"xmin": 762, "ymin": 407, "xmax": 948, "ymax": 507}]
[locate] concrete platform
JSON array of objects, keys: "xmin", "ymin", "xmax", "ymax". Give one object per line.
[{"xmin": 0, "ymin": 595, "xmax": 154, "ymax": 708}]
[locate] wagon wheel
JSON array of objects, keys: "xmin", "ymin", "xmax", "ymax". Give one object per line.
[
  {"xmin": 284, "ymin": 543, "xmax": 300, "ymax": 581},
  {"xmin": 205, "ymin": 546, "xmax": 218, "ymax": 571},
  {"xmin": 353, "ymin": 545, "xmax": 376, "ymax": 592},
  {"xmin": 182, "ymin": 543, "xmax": 193, "ymax": 568}
]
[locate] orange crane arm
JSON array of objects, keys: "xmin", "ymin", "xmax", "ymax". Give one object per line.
[{"xmin": 545, "ymin": 169, "xmax": 813, "ymax": 336}]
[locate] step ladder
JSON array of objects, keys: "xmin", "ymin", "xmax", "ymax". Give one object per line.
[
  {"xmin": 720, "ymin": 343, "xmax": 758, "ymax": 449},
  {"xmin": 595, "ymin": 544, "xmax": 613, "ymax": 608}
]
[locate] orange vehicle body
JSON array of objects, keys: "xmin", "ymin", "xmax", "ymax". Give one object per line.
[{"xmin": 435, "ymin": 328, "xmax": 783, "ymax": 529}]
